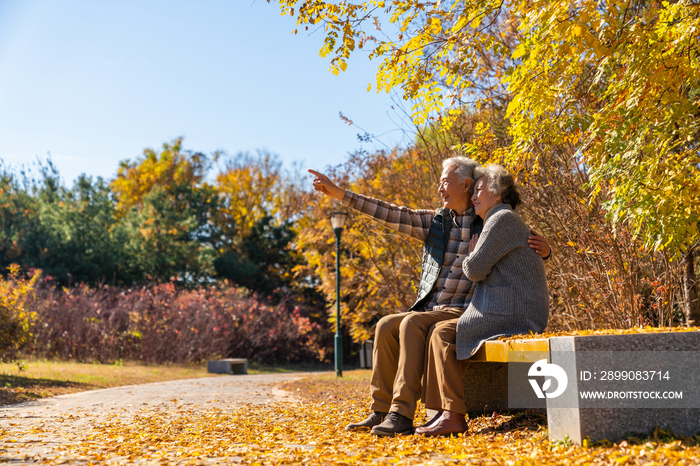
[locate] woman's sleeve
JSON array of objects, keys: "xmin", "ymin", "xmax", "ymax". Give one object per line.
[{"xmin": 463, "ymin": 212, "xmax": 523, "ymax": 282}]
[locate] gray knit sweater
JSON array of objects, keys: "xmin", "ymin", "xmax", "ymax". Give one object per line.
[{"xmin": 455, "ymin": 203, "xmax": 549, "ymax": 360}]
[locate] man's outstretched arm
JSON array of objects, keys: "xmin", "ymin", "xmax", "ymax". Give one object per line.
[{"xmin": 308, "ymin": 169, "xmax": 435, "ymax": 242}]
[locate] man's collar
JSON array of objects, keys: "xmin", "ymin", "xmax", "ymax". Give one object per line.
[
  {"xmin": 456, "ymin": 206, "xmax": 475, "ymax": 216},
  {"xmin": 438, "ymin": 206, "xmax": 474, "ymax": 217}
]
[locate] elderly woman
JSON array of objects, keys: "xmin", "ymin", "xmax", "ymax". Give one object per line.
[{"xmin": 416, "ymin": 164, "xmax": 549, "ymax": 437}]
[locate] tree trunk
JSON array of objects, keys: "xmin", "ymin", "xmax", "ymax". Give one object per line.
[{"xmin": 681, "ymin": 245, "xmax": 699, "ymax": 326}]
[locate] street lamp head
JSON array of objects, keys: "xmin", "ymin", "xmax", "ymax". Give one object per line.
[{"xmin": 328, "ymin": 210, "xmax": 349, "ymax": 231}]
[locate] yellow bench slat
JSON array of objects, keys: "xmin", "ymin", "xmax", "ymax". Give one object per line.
[{"xmin": 470, "ymin": 338, "xmax": 550, "ymax": 362}]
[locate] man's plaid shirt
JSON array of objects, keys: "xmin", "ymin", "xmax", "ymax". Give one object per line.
[{"xmin": 342, "ymin": 191, "xmax": 476, "ymax": 311}]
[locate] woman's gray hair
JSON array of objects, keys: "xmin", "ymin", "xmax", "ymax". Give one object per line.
[
  {"xmin": 442, "ymin": 156, "xmax": 480, "ymax": 184},
  {"xmin": 475, "ymin": 164, "xmax": 522, "ymax": 209}
]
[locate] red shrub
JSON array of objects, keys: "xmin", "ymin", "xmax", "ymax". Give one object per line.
[{"xmin": 23, "ymin": 282, "xmax": 328, "ymax": 365}]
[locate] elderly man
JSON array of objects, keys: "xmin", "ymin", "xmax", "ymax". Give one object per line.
[{"xmin": 309, "ymin": 156, "xmax": 550, "ymax": 436}]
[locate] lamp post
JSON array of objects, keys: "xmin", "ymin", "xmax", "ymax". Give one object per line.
[{"xmin": 329, "ymin": 210, "xmax": 348, "ymax": 377}]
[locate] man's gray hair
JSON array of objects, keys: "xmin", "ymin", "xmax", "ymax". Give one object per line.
[{"xmin": 442, "ymin": 156, "xmax": 480, "ymax": 184}]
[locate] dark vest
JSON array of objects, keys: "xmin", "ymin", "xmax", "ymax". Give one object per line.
[{"xmin": 408, "ymin": 208, "xmax": 483, "ymax": 311}]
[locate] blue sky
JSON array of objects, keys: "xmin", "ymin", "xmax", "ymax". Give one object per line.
[{"xmin": 0, "ymin": 0, "xmax": 410, "ymax": 185}]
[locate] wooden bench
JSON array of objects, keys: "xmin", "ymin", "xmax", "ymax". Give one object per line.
[{"xmin": 451, "ymin": 331, "xmax": 700, "ymax": 444}]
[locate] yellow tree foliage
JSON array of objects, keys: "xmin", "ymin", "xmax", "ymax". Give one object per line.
[
  {"xmin": 505, "ymin": 0, "xmax": 700, "ymax": 257},
  {"xmin": 215, "ymin": 152, "xmax": 290, "ymax": 241},
  {"xmin": 110, "ymin": 137, "xmax": 218, "ymax": 283},
  {"xmin": 0, "ymin": 264, "xmax": 40, "ymax": 359},
  {"xmin": 273, "ymin": 0, "xmax": 516, "ymax": 123},
  {"xmin": 213, "ymin": 152, "xmax": 317, "ymax": 297},
  {"xmin": 110, "ymin": 137, "xmax": 213, "ymax": 215},
  {"xmin": 273, "ymin": 0, "xmax": 700, "ymax": 259}
]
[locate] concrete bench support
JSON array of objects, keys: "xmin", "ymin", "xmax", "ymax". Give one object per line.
[
  {"xmin": 547, "ymin": 332, "xmax": 700, "ymax": 444},
  {"xmin": 455, "ymin": 331, "xmax": 700, "ymax": 444},
  {"xmin": 207, "ymin": 358, "xmax": 248, "ymax": 375}
]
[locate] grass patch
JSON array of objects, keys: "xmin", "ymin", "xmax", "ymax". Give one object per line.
[{"xmin": 0, "ymin": 359, "xmax": 212, "ymax": 406}]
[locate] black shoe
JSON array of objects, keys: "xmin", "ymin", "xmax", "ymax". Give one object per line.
[
  {"xmin": 370, "ymin": 412, "xmax": 414, "ymax": 437},
  {"xmin": 345, "ymin": 411, "xmax": 387, "ymax": 432}
]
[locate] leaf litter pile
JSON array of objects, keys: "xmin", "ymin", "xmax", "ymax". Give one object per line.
[
  {"xmin": 2, "ymin": 372, "xmax": 700, "ymax": 465},
  {"xmin": 499, "ymin": 326, "xmax": 700, "ymax": 341}
]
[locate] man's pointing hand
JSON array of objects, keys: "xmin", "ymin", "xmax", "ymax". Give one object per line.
[{"xmin": 308, "ymin": 169, "xmax": 346, "ymax": 201}]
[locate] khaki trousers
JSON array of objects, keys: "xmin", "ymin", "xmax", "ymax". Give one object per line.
[
  {"xmin": 370, "ymin": 308, "xmax": 464, "ymax": 420},
  {"xmin": 423, "ymin": 318, "xmax": 471, "ymax": 415}
]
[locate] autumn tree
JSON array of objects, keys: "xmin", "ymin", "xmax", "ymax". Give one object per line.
[
  {"xmin": 111, "ymin": 137, "xmax": 214, "ymax": 215},
  {"xmin": 0, "ymin": 265, "xmax": 40, "ymax": 360},
  {"xmin": 111, "ymin": 137, "xmax": 218, "ymax": 284},
  {"xmin": 0, "ymin": 162, "xmax": 128, "ymax": 286},
  {"xmin": 504, "ymin": 0, "xmax": 700, "ymax": 325},
  {"xmin": 0, "ymin": 166, "xmax": 42, "ymax": 271},
  {"xmin": 37, "ymin": 174, "xmax": 125, "ymax": 285},
  {"xmin": 213, "ymin": 151, "xmax": 317, "ymax": 299},
  {"xmin": 214, "ymin": 151, "xmax": 286, "ymax": 244},
  {"xmin": 274, "ymin": 0, "xmax": 700, "ymax": 327},
  {"xmin": 274, "ymin": 0, "xmax": 699, "ymax": 247}
]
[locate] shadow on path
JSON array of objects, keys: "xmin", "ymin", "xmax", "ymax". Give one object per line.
[{"xmin": 0, "ymin": 374, "xmax": 96, "ymax": 406}]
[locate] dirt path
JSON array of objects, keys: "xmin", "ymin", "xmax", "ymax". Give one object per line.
[{"xmin": 0, "ymin": 373, "xmax": 311, "ymax": 464}]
